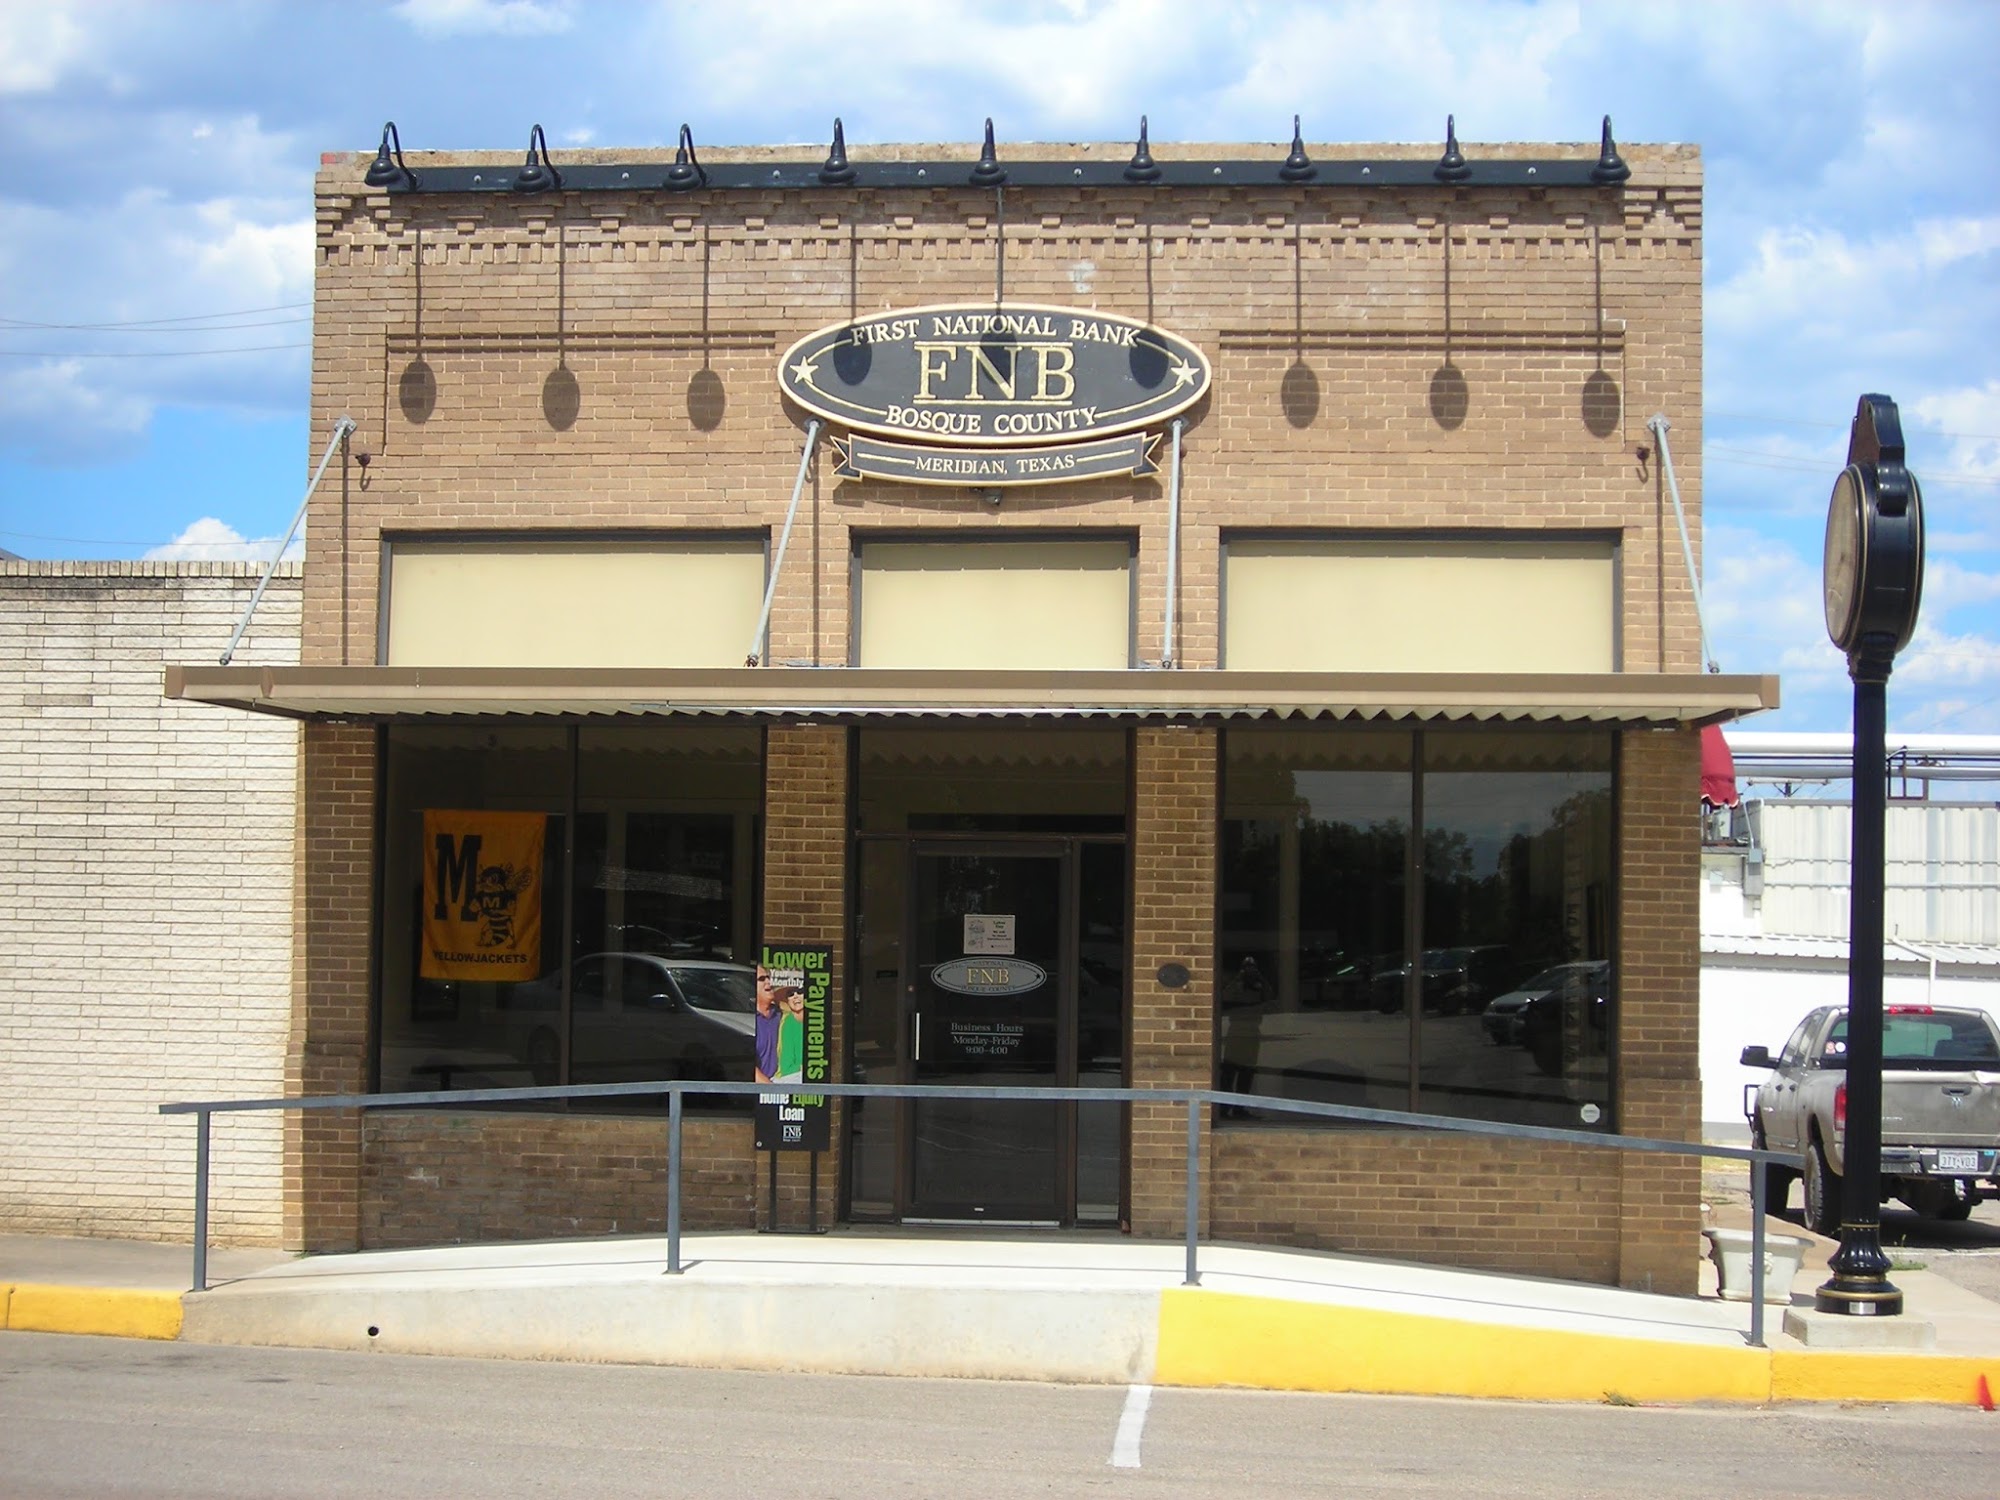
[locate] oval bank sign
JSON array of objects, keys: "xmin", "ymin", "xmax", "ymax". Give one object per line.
[
  {"xmin": 930, "ymin": 957, "xmax": 1049, "ymax": 997},
  {"xmin": 779, "ymin": 302, "xmax": 1209, "ymax": 448}
]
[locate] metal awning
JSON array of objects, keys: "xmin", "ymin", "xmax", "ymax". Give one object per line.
[{"xmin": 164, "ymin": 665, "xmax": 1777, "ymax": 728}]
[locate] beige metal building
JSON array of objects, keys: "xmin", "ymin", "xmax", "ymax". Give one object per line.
[{"xmin": 170, "ymin": 127, "xmax": 1774, "ymax": 1291}]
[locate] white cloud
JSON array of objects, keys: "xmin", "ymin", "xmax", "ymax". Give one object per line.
[
  {"xmin": 392, "ymin": 0, "xmax": 575, "ymax": 38},
  {"xmin": 0, "ymin": 3, "xmax": 91, "ymax": 93},
  {"xmin": 144, "ymin": 517, "xmax": 298, "ymax": 563},
  {"xmin": 0, "ymin": 189, "xmax": 311, "ymax": 460},
  {"xmin": 178, "ymin": 203, "xmax": 314, "ymax": 299},
  {"xmin": 1712, "ymin": 216, "xmax": 2000, "ymax": 344},
  {"xmin": 1912, "ymin": 379, "xmax": 2000, "ymax": 488},
  {"xmin": 0, "ymin": 358, "xmax": 152, "ymax": 465}
]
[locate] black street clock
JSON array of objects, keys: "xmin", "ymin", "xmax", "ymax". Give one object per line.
[{"xmin": 1823, "ymin": 395, "xmax": 1924, "ymax": 657}]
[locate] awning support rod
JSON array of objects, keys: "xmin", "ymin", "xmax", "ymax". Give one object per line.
[
  {"xmin": 220, "ymin": 415, "xmax": 354, "ymax": 665},
  {"xmin": 1162, "ymin": 418, "xmax": 1184, "ymax": 668},
  {"xmin": 747, "ymin": 419, "xmax": 822, "ymax": 666},
  {"xmin": 1648, "ymin": 413, "xmax": 1719, "ymax": 673}
]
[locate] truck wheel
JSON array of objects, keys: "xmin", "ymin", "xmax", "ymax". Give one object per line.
[
  {"xmin": 1750, "ymin": 1126, "xmax": 1793, "ymax": 1214},
  {"xmin": 1933, "ymin": 1181, "xmax": 1975, "ymax": 1222},
  {"xmin": 1802, "ymin": 1139, "xmax": 1841, "ymax": 1237}
]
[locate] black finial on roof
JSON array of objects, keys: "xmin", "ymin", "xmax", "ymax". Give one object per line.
[
  {"xmin": 512, "ymin": 124, "xmax": 559, "ymax": 193},
  {"xmin": 1279, "ymin": 116, "xmax": 1315, "ymax": 182},
  {"xmin": 820, "ymin": 119, "xmax": 857, "ymax": 185},
  {"xmin": 665, "ymin": 124, "xmax": 706, "ymax": 191},
  {"xmin": 970, "ymin": 118, "xmax": 1007, "ymax": 187},
  {"xmin": 1592, "ymin": 115, "xmax": 1630, "ymax": 184},
  {"xmin": 1125, "ymin": 116, "xmax": 1161, "ymax": 183},
  {"xmin": 1433, "ymin": 115, "xmax": 1471, "ymax": 182},
  {"xmin": 364, "ymin": 121, "xmax": 415, "ymax": 190}
]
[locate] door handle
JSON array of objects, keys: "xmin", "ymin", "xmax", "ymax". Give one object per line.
[{"xmin": 913, "ymin": 1011, "xmax": 922, "ymax": 1062}]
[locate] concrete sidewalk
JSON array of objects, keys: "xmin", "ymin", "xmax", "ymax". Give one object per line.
[
  {"xmin": 0, "ymin": 1234, "xmax": 292, "ymax": 1342},
  {"xmin": 7, "ymin": 1224, "xmax": 1999, "ymax": 1407}
]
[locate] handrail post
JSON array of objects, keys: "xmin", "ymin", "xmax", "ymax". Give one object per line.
[
  {"xmin": 192, "ymin": 1109, "xmax": 211, "ymax": 1294},
  {"xmin": 1748, "ymin": 1151, "xmax": 1767, "ymax": 1348},
  {"xmin": 1184, "ymin": 1095, "xmax": 1201, "ymax": 1286},
  {"xmin": 666, "ymin": 1087, "xmax": 684, "ymax": 1275}
]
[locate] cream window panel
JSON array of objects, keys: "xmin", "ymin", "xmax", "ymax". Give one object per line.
[
  {"xmin": 384, "ymin": 539, "xmax": 765, "ymax": 668},
  {"xmin": 1225, "ymin": 538, "xmax": 1617, "ymax": 673},
  {"xmin": 856, "ymin": 540, "xmax": 1132, "ymax": 669}
]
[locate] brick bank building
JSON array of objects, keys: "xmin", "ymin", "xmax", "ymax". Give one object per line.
[{"xmin": 169, "ymin": 123, "xmax": 1774, "ymax": 1292}]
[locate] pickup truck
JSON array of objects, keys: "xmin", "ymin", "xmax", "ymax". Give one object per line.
[{"xmin": 1741, "ymin": 1004, "xmax": 2000, "ymax": 1236}]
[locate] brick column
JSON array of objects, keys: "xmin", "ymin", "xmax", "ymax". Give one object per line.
[
  {"xmin": 1128, "ymin": 726, "xmax": 1218, "ymax": 1238},
  {"xmin": 762, "ymin": 725, "xmax": 848, "ymax": 1227},
  {"xmin": 1614, "ymin": 726, "xmax": 1702, "ymax": 1292},
  {"xmin": 286, "ymin": 722, "xmax": 375, "ymax": 1252}
]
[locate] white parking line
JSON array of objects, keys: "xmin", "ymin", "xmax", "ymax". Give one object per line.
[{"xmin": 1109, "ymin": 1383, "xmax": 1152, "ymax": 1468}]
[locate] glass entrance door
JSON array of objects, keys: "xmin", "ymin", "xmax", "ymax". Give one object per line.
[{"xmin": 906, "ymin": 843, "xmax": 1067, "ymax": 1222}]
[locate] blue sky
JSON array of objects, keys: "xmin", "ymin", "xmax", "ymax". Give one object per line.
[{"xmin": 2, "ymin": 0, "xmax": 1996, "ymax": 735}]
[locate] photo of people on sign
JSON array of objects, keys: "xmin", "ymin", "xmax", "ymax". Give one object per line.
[
  {"xmin": 754, "ymin": 942, "xmax": 832, "ymax": 1152},
  {"xmin": 419, "ymin": 810, "xmax": 546, "ymax": 982}
]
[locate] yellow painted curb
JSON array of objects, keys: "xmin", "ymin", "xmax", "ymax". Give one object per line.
[
  {"xmin": 1771, "ymin": 1349, "xmax": 2000, "ymax": 1406},
  {"xmin": 1156, "ymin": 1288, "xmax": 1772, "ymax": 1404},
  {"xmin": 3, "ymin": 1283, "xmax": 183, "ymax": 1341}
]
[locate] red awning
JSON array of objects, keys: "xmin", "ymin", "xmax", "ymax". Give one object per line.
[{"xmin": 1701, "ymin": 724, "xmax": 1740, "ymax": 807}]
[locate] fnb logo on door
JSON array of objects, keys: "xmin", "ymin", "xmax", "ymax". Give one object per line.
[{"xmin": 931, "ymin": 958, "xmax": 1048, "ymax": 996}]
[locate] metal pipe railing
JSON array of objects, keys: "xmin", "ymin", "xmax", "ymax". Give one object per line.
[{"xmin": 161, "ymin": 1080, "xmax": 1791, "ymax": 1343}]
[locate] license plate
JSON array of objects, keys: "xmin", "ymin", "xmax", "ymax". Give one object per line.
[{"xmin": 1935, "ymin": 1150, "xmax": 1980, "ymax": 1173}]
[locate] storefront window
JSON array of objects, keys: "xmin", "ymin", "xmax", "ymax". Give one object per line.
[
  {"xmin": 378, "ymin": 725, "xmax": 762, "ymax": 1108},
  {"xmin": 1219, "ymin": 727, "xmax": 1614, "ymax": 1130}
]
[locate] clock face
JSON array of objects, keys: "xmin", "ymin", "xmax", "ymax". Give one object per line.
[{"xmin": 1823, "ymin": 466, "xmax": 1865, "ymax": 648}]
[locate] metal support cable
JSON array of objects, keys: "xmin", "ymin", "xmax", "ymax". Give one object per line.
[
  {"xmin": 747, "ymin": 419, "xmax": 822, "ymax": 666},
  {"xmin": 1648, "ymin": 413, "xmax": 1719, "ymax": 673},
  {"xmin": 219, "ymin": 415, "xmax": 354, "ymax": 665}
]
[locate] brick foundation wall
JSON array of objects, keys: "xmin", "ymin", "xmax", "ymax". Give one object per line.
[
  {"xmin": 362, "ymin": 1111, "xmax": 754, "ymax": 1247},
  {"xmin": 1211, "ymin": 1133, "xmax": 1620, "ymax": 1281},
  {"xmin": 0, "ymin": 562, "xmax": 299, "ymax": 1245}
]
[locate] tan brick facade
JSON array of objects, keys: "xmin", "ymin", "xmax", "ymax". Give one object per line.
[{"xmin": 282, "ymin": 136, "xmax": 1720, "ymax": 1286}]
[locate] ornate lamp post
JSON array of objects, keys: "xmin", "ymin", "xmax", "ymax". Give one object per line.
[{"xmin": 1816, "ymin": 394, "xmax": 1925, "ymax": 1316}]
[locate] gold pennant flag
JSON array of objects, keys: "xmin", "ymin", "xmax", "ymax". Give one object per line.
[{"xmin": 420, "ymin": 810, "xmax": 546, "ymax": 981}]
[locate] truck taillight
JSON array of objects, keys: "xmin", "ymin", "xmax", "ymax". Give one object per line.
[{"xmin": 1834, "ymin": 1081, "xmax": 1847, "ymax": 1129}]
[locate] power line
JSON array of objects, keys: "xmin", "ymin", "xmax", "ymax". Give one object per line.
[
  {"xmin": 1707, "ymin": 444, "xmax": 2000, "ymax": 489},
  {"xmin": 0, "ymin": 301, "xmax": 311, "ymax": 330},
  {"xmin": 0, "ymin": 317, "xmax": 310, "ymax": 335},
  {"xmin": 1709, "ymin": 409, "xmax": 2000, "ymax": 444},
  {"xmin": 0, "ymin": 343, "xmax": 309, "ymax": 359}
]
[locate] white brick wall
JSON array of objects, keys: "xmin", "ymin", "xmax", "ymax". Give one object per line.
[{"xmin": 0, "ymin": 561, "xmax": 300, "ymax": 1244}]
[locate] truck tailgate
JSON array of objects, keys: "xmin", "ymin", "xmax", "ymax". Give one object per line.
[{"xmin": 1882, "ymin": 1070, "xmax": 2000, "ymax": 1147}]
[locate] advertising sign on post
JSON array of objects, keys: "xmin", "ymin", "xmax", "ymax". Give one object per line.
[{"xmin": 754, "ymin": 942, "xmax": 832, "ymax": 1152}]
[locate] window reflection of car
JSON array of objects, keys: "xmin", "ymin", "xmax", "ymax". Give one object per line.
[
  {"xmin": 508, "ymin": 955, "xmax": 758, "ymax": 1085},
  {"xmin": 1372, "ymin": 947, "xmax": 1503, "ymax": 1016},
  {"xmin": 1481, "ymin": 961, "xmax": 1609, "ymax": 1048},
  {"xmin": 1522, "ymin": 962, "xmax": 1611, "ymax": 1073}
]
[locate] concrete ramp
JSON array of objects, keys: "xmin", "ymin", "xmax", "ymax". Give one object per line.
[
  {"xmin": 167, "ymin": 1229, "xmax": 2000, "ymax": 1406},
  {"xmin": 180, "ymin": 1233, "xmax": 1165, "ymax": 1383}
]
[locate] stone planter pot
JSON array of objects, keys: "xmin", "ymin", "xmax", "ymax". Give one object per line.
[{"xmin": 1703, "ymin": 1226, "xmax": 1811, "ymax": 1303}]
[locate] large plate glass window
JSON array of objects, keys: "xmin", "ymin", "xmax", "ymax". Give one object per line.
[
  {"xmin": 378, "ymin": 724, "xmax": 762, "ymax": 1108},
  {"xmin": 1219, "ymin": 727, "xmax": 1614, "ymax": 1130}
]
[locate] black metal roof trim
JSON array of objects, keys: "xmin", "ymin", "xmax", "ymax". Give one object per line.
[{"xmin": 361, "ymin": 155, "xmax": 1622, "ymax": 196}]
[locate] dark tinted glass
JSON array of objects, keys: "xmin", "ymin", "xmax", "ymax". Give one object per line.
[
  {"xmin": 1219, "ymin": 728, "xmax": 1615, "ymax": 1129},
  {"xmin": 378, "ymin": 725, "xmax": 762, "ymax": 1110}
]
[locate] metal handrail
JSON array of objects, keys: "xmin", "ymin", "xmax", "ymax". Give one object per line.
[{"xmin": 161, "ymin": 1079, "xmax": 1792, "ymax": 1346}]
